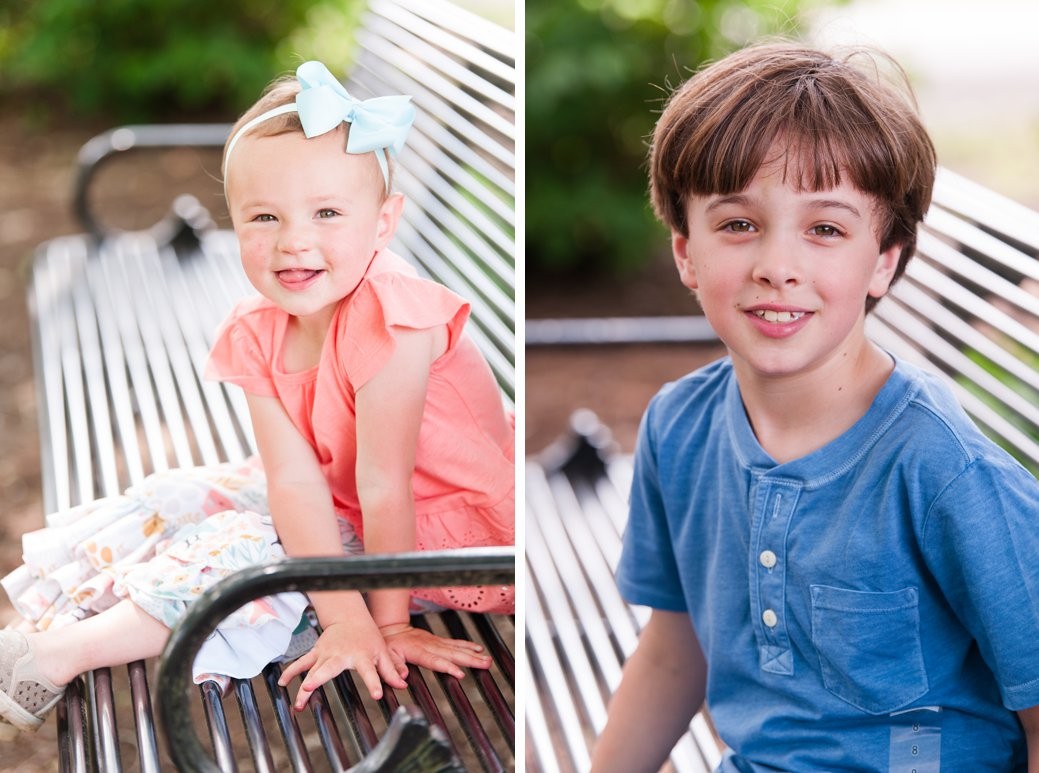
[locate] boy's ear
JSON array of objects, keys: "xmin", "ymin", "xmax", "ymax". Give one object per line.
[
  {"xmin": 672, "ymin": 231, "xmax": 699, "ymax": 290},
  {"xmin": 867, "ymin": 242, "xmax": 903, "ymax": 299},
  {"xmin": 374, "ymin": 192, "xmax": 405, "ymax": 250}
]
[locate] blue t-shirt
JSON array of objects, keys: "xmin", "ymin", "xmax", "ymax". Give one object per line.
[{"xmin": 618, "ymin": 356, "xmax": 1039, "ymax": 772}]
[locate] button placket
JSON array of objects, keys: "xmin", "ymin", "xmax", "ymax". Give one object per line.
[{"xmin": 750, "ymin": 479, "xmax": 801, "ymax": 675}]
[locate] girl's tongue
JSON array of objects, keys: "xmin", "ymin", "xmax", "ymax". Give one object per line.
[{"xmin": 278, "ymin": 269, "xmax": 321, "ymax": 284}]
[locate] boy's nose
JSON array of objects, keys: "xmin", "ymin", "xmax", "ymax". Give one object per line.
[{"xmin": 751, "ymin": 237, "xmax": 802, "ymax": 287}]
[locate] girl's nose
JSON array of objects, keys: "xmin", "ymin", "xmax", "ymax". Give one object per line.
[{"xmin": 276, "ymin": 221, "xmax": 312, "ymax": 255}]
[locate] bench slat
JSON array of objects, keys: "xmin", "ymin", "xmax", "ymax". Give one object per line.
[{"xmin": 229, "ymin": 679, "xmax": 276, "ymax": 773}]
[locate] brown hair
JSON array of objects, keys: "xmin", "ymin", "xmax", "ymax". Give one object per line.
[
  {"xmin": 649, "ymin": 42, "xmax": 936, "ymax": 311},
  {"xmin": 222, "ymin": 74, "xmax": 391, "ymax": 196}
]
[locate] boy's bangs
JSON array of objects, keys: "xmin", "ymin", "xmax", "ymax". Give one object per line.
[{"xmin": 691, "ymin": 101, "xmax": 878, "ymax": 198}]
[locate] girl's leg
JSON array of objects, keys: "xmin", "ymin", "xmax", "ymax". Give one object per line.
[
  {"xmin": 27, "ymin": 599, "xmax": 170, "ymax": 686},
  {"xmin": 1, "ymin": 599, "xmax": 169, "ymax": 731}
]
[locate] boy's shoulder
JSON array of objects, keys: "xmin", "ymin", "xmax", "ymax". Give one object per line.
[
  {"xmin": 893, "ymin": 358, "xmax": 1004, "ymax": 461},
  {"xmin": 641, "ymin": 356, "xmax": 736, "ymax": 440},
  {"xmin": 852, "ymin": 357, "xmax": 1035, "ymax": 491},
  {"xmin": 653, "ymin": 356, "xmax": 734, "ymax": 404}
]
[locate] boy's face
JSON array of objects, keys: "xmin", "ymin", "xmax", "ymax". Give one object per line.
[
  {"xmin": 225, "ymin": 129, "xmax": 402, "ymax": 334},
  {"xmin": 672, "ymin": 152, "xmax": 901, "ymax": 383}
]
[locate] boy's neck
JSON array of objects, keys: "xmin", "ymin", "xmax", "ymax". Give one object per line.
[{"xmin": 733, "ymin": 341, "xmax": 895, "ymax": 465}]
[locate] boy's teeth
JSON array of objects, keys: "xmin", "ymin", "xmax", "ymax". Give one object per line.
[{"xmin": 754, "ymin": 309, "xmax": 805, "ymax": 323}]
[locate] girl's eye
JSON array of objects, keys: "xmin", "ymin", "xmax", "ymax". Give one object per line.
[
  {"xmin": 722, "ymin": 220, "xmax": 754, "ymax": 233},
  {"xmin": 316, "ymin": 208, "xmax": 339, "ymax": 219},
  {"xmin": 253, "ymin": 214, "xmax": 276, "ymax": 223}
]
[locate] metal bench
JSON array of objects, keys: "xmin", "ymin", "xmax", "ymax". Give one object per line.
[
  {"xmin": 524, "ymin": 169, "xmax": 1039, "ymax": 771},
  {"xmin": 26, "ymin": 1, "xmax": 516, "ymax": 770}
]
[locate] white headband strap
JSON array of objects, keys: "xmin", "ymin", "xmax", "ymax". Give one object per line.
[{"xmin": 223, "ymin": 103, "xmax": 298, "ymax": 175}]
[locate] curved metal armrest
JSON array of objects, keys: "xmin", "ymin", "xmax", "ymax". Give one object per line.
[
  {"xmin": 73, "ymin": 123, "xmax": 231, "ymax": 240},
  {"xmin": 156, "ymin": 547, "xmax": 515, "ymax": 773}
]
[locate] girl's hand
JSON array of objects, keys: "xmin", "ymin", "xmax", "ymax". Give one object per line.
[
  {"xmin": 278, "ymin": 619, "xmax": 408, "ymax": 710},
  {"xmin": 380, "ymin": 623, "xmax": 492, "ymax": 678}
]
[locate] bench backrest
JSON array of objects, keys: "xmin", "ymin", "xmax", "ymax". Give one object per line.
[
  {"xmin": 348, "ymin": 0, "xmax": 516, "ymax": 401},
  {"xmin": 871, "ymin": 167, "xmax": 1039, "ymax": 474}
]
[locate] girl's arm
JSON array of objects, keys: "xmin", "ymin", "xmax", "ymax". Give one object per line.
[
  {"xmin": 354, "ymin": 324, "xmax": 489, "ymax": 674},
  {"xmin": 1020, "ymin": 705, "xmax": 1039, "ymax": 773},
  {"xmin": 590, "ymin": 609, "xmax": 708, "ymax": 773},
  {"xmin": 246, "ymin": 391, "xmax": 407, "ymax": 707},
  {"xmin": 353, "ymin": 325, "xmax": 436, "ymax": 629}
]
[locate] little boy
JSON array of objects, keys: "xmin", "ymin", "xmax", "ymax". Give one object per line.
[{"xmin": 591, "ymin": 43, "xmax": 1039, "ymax": 771}]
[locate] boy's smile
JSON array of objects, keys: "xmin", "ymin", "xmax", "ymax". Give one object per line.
[
  {"xmin": 672, "ymin": 151, "xmax": 902, "ymax": 385},
  {"xmin": 745, "ymin": 304, "xmax": 812, "ymax": 338}
]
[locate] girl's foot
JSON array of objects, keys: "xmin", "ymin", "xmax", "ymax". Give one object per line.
[{"xmin": 0, "ymin": 630, "xmax": 64, "ymax": 732}]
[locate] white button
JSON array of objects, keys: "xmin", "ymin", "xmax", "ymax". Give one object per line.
[
  {"xmin": 759, "ymin": 550, "xmax": 777, "ymax": 569},
  {"xmin": 762, "ymin": 609, "xmax": 778, "ymax": 627}
]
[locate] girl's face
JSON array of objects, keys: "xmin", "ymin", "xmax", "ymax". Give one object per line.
[
  {"xmin": 225, "ymin": 129, "xmax": 401, "ymax": 333},
  {"xmin": 672, "ymin": 151, "xmax": 902, "ymax": 386}
]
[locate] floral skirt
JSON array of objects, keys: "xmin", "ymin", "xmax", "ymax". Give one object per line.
[{"xmin": 3, "ymin": 460, "xmax": 381, "ymax": 683}]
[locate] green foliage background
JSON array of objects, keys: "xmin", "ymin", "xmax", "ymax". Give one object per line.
[
  {"xmin": 0, "ymin": 0, "xmax": 365, "ymax": 121},
  {"xmin": 526, "ymin": 0, "xmax": 817, "ymax": 277}
]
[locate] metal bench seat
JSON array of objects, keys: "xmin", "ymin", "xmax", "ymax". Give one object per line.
[
  {"xmin": 524, "ymin": 171, "xmax": 1039, "ymax": 771},
  {"xmin": 27, "ymin": 0, "xmax": 515, "ymax": 770}
]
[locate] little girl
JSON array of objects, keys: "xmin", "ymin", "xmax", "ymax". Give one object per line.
[{"xmin": 0, "ymin": 61, "xmax": 515, "ymax": 732}]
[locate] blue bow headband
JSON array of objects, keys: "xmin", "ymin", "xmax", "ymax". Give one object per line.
[{"xmin": 224, "ymin": 61, "xmax": 415, "ymax": 191}]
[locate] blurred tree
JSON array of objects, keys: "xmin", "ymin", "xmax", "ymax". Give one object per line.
[
  {"xmin": 0, "ymin": 0, "xmax": 363, "ymax": 121},
  {"xmin": 527, "ymin": 0, "xmax": 822, "ymax": 276}
]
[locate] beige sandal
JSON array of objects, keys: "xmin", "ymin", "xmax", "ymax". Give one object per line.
[{"xmin": 0, "ymin": 630, "xmax": 64, "ymax": 732}]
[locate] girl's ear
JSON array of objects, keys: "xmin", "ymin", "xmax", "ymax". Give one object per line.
[
  {"xmin": 672, "ymin": 231, "xmax": 699, "ymax": 291},
  {"xmin": 867, "ymin": 242, "xmax": 903, "ymax": 299},
  {"xmin": 374, "ymin": 192, "xmax": 404, "ymax": 250}
]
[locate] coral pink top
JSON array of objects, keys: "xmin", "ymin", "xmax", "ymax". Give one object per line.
[{"xmin": 206, "ymin": 251, "xmax": 514, "ymax": 612}]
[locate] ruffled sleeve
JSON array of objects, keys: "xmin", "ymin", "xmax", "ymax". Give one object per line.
[
  {"xmin": 338, "ymin": 271, "xmax": 470, "ymax": 390},
  {"xmin": 204, "ymin": 298, "xmax": 279, "ymax": 397}
]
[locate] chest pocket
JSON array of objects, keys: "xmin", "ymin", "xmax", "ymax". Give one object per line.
[{"xmin": 810, "ymin": 585, "xmax": 929, "ymax": 715}]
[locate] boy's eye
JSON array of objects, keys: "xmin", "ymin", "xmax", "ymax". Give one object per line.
[
  {"xmin": 811, "ymin": 224, "xmax": 842, "ymax": 237},
  {"xmin": 722, "ymin": 220, "xmax": 754, "ymax": 233},
  {"xmin": 253, "ymin": 214, "xmax": 276, "ymax": 223},
  {"xmin": 316, "ymin": 208, "xmax": 339, "ymax": 219}
]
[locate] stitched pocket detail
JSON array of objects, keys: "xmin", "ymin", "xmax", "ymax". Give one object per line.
[{"xmin": 810, "ymin": 585, "xmax": 929, "ymax": 715}]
